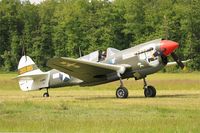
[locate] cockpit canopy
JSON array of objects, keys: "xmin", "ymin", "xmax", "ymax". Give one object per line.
[{"xmin": 79, "ymin": 47, "xmax": 120, "ymax": 62}]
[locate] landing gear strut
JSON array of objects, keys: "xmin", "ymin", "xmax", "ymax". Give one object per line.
[
  {"xmin": 43, "ymin": 88, "xmax": 49, "ymax": 97},
  {"xmin": 116, "ymin": 77, "xmax": 128, "ymax": 98},
  {"xmin": 143, "ymin": 78, "xmax": 156, "ymax": 97}
]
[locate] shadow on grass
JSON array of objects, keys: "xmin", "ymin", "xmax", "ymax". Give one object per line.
[
  {"xmin": 127, "ymin": 93, "xmax": 200, "ymax": 99},
  {"xmin": 156, "ymin": 93, "xmax": 200, "ymax": 98},
  {"xmin": 75, "ymin": 96, "xmax": 115, "ymax": 100},
  {"xmin": 75, "ymin": 93, "xmax": 200, "ymax": 100},
  {"xmin": 27, "ymin": 92, "xmax": 200, "ymax": 100}
]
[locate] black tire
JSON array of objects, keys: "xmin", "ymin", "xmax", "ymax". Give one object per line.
[
  {"xmin": 144, "ymin": 85, "xmax": 156, "ymax": 97},
  {"xmin": 116, "ymin": 87, "xmax": 128, "ymax": 98},
  {"xmin": 43, "ymin": 92, "xmax": 49, "ymax": 97}
]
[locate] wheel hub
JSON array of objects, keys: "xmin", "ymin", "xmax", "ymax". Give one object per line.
[
  {"xmin": 116, "ymin": 87, "xmax": 128, "ymax": 98},
  {"xmin": 118, "ymin": 89, "xmax": 125, "ymax": 97}
]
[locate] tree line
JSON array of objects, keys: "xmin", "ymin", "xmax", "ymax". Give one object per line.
[{"xmin": 0, "ymin": 0, "xmax": 200, "ymax": 71}]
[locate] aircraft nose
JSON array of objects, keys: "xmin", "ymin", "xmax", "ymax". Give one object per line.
[{"xmin": 160, "ymin": 40, "xmax": 179, "ymax": 56}]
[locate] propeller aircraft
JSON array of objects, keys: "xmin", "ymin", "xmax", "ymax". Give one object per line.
[{"xmin": 16, "ymin": 39, "xmax": 188, "ymax": 98}]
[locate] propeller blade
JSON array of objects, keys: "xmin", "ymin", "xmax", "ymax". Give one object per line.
[{"xmin": 171, "ymin": 52, "xmax": 184, "ymax": 69}]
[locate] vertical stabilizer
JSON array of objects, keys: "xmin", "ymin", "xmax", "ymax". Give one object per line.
[
  {"xmin": 18, "ymin": 56, "xmax": 42, "ymax": 75},
  {"xmin": 17, "ymin": 56, "xmax": 49, "ymax": 91}
]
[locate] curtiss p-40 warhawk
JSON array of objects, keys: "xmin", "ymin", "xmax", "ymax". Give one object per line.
[{"xmin": 16, "ymin": 39, "xmax": 189, "ymax": 98}]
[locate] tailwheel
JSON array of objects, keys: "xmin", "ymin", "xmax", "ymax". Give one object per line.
[
  {"xmin": 116, "ymin": 87, "xmax": 128, "ymax": 98},
  {"xmin": 43, "ymin": 88, "xmax": 49, "ymax": 97},
  {"xmin": 144, "ymin": 85, "xmax": 156, "ymax": 97},
  {"xmin": 43, "ymin": 92, "xmax": 49, "ymax": 97}
]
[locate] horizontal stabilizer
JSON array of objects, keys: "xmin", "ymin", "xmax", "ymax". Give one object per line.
[{"xmin": 15, "ymin": 72, "xmax": 49, "ymax": 80}]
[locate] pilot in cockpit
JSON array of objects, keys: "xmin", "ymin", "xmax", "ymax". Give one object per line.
[{"xmin": 98, "ymin": 50, "xmax": 107, "ymax": 62}]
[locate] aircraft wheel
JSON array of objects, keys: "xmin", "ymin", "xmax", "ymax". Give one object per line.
[
  {"xmin": 116, "ymin": 87, "xmax": 128, "ymax": 98},
  {"xmin": 43, "ymin": 92, "xmax": 49, "ymax": 97},
  {"xmin": 144, "ymin": 86, "xmax": 156, "ymax": 97}
]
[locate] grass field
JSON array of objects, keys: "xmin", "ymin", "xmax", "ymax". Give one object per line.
[{"xmin": 0, "ymin": 73, "xmax": 200, "ymax": 133}]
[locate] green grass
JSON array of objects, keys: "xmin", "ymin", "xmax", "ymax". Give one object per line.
[{"xmin": 0, "ymin": 73, "xmax": 200, "ymax": 132}]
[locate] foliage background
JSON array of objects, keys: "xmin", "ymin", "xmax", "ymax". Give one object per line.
[{"xmin": 0, "ymin": 0, "xmax": 200, "ymax": 71}]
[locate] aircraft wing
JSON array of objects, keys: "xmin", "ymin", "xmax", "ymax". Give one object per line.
[
  {"xmin": 47, "ymin": 57, "xmax": 130, "ymax": 83},
  {"xmin": 167, "ymin": 59, "xmax": 190, "ymax": 67}
]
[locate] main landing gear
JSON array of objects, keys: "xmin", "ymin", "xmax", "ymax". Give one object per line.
[
  {"xmin": 116, "ymin": 78, "xmax": 128, "ymax": 98},
  {"xmin": 43, "ymin": 88, "xmax": 49, "ymax": 97},
  {"xmin": 143, "ymin": 78, "xmax": 156, "ymax": 97},
  {"xmin": 115, "ymin": 77, "xmax": 156, "ymax": 98}
]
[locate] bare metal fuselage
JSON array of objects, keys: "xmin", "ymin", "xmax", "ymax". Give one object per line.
[
  {"xmin": 17, "ymin": 39, "xmax": 167, "ymax": 91},
  {"xmin": 17, "ymin": 38, "xmax": 183, "ymax": 98},
  {"xmin": 54, "ymin": 39, "xmax": 166, "ymax": 87}
]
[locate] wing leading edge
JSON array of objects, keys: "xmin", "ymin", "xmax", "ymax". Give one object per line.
[{"xmin": 47, "ymin": 57, "xmax": 130, "ymax": 83}]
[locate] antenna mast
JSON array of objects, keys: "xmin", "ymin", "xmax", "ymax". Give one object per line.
[
  {"xmin": 79, "ymin": 46, "xmax": 82, "ymax": 57},
  {"xmin": 21, "ymin": 37, "xmax": 27, "ymax": 61}
]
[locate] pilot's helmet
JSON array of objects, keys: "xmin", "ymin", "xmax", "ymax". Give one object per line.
[{"xmin": 102, "ymin": 51, "xmax": 106, "ymax": 56}]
